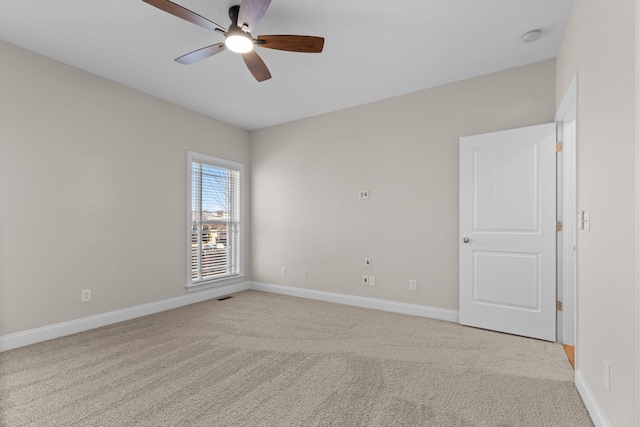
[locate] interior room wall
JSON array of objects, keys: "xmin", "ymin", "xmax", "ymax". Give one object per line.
[
  {"xmin": 0, "ymin": 40, "xmax": 251, "ymax": 336},
  {"xmin": 555, "ymin": 1, "xmax": 637, "ymax": 425},
  {"xmin": 250, "ymin": 59, "xmax": 556, "ymax": 311}
]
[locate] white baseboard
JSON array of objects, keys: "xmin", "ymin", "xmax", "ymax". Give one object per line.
[
  {"xmin": 1, "ymin": 281, "xmax": 458, "ymax": 352},
  {"xmin": 0, "ymin": 281, "xmax": 250, "ymax": 352},
  {"xmin": 575, "ymin": 368, "xmax": 611, "ymax": 427},
  {"xmin": 250, "ymin": 282, "xmax": 459, "ymax": 323}
]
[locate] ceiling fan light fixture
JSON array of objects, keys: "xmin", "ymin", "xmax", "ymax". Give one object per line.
[
  {"xmin": 143, "ymin": 0, "xmax": 324, "ymax": 82},
  {"xmin": 225, "ymin": 31, "xmax": 254, "ymax": 53}
]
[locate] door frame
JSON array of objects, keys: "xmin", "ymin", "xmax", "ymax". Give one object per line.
[
  {"xmin": 635, "ymin": 1, "xmax": 640, "ymax": 424},
  {"xmin": 555, "ymin": 76, "xmax": 578, "ymax": 351}
]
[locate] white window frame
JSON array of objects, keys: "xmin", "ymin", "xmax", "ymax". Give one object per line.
[{"xmin": 186, "ymin": 151, "xmax": 245, "ymax": 291}]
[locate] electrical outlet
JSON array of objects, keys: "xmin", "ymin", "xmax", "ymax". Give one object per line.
[
  {"xmin": 358, "ymin": 190, "xmax": 370, "ymax": 200},
  {"xmin": 302, "ymin": 269, "xmax": 307, "ymax": 279},
  {"xmin": 409, "ymin": 280, "xmax": 417, "ymax": 291},
  {"xmin": 364, "ymin": 258, "xmax": 371, "ymax": 268},
  {"xmin": 362, "ymin": 275, "xmax": 369, "ymax": 285},
  {"xmin": 81, "ymin": 289, "xmax": 91, "ymax": 303},
  {"xmin": 281, "ymin": 267, "xmax": 286, "ymax": 276},
  {"xmin": 369, "ymin": 276, "xmax": 376, "ymax": 286},
  {"xmin": 604, "ymin": 360, "xmax": 610, "ymax": 391}
]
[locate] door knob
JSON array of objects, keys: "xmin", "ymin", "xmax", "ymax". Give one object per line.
[{"xmin": 462, "ymin": 237, "xmax": 470, "ymax": 243}]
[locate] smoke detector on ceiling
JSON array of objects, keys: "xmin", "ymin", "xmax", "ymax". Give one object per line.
[{"xmin": 521, "ymin": 30, "xmax": 542, "ymax": 43}]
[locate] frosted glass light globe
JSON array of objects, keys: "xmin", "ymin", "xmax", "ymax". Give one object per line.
[{"xmin": 225, "ymin": 34, "xmax": 254, "ymax": 53}]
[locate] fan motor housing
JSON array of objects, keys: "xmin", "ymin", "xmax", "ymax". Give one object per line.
[{"xmin": 229, "ymin": 5, "xmax": 241, "ymax": 27}]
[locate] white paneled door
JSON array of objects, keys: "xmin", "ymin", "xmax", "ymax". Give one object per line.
[{"xmin": 459, "ymin": 123, "xmax": 557, "ymax": 341}]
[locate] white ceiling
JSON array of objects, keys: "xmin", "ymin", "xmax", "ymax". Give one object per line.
[{"xmin": 0, "ymin": 0, "xmax": 573, "ymax": 130}]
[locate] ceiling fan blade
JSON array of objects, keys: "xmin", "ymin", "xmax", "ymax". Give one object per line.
[
  {"xmin": 143, "ymin": 0, "xmax": 226, "ymax": 32},
  {"xmin": 257, "ymin": 35, "xmax": 324, "ymax": 53},
  {"xmin": 175, "ymin": 43, "xmax": 226, "ymax": 65},
  {"xmin": 241, "ymin": 50, "xmax": 272, "ymax": 82},
  {"xmin": 237, "ymin": 0, "xmax": 272, "ymax": 32}
]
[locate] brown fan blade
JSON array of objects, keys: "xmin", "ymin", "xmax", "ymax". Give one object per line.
[
  {"xmin": 175, "ymin": 43, "xmax": 226, "ymax": 65},
  {"xmin": 237, "ymin": 0, "xmax": 272, "ymax": 32},
  {"xmin": 241, "ymin": 50, "xmax": 272, "ymax": 82},
  {"xmin": 257, "ymin": 35, "xmax": 324, "ymax": 53},
  {"xmin": 143, "ymin": 0, "xmax": 226, "ymax": 32}
]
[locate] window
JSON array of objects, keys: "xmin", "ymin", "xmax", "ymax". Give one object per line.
[{"xmin": 188, "ymin": 152, "xmax": 243, "ymax": 288}]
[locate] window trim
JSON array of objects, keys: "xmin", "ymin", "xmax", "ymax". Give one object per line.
[{"xmin": 186, "ymin": 151, "xmax": 245, "ymax": 291}]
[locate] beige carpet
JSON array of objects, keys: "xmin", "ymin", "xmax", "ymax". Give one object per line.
[{"xmin": 0, "ymin": 290, "xmax": 593, "ymax": 426}]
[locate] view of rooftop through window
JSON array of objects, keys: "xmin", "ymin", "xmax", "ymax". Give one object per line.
[{"xmin": 191, "ymin": 161, "xmax": 240, "ymax": 283}]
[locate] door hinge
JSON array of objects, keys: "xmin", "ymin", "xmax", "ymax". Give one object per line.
[
  {"xmin": 556, "ymin": 221, "xmax": 563, "ymax": 232},
  {"xmin": 556, "ymin": 142, "xmax": 563, "ymax": 152},
  {"xmin": 556, "ymin": 300, "xmax": 563, "ymax": 311}
]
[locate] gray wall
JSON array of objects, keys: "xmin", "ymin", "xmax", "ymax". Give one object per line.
[
  {"xmin": 250, "ymin": 59, "xmax": 556, "ymax": 310},
  {"xmin": 556, "ymin": 0, "xmax": 637, "ymax": 425},
  {"xmin": 0, "ymin": 40, "xmax": 251, "ymax": 336}
]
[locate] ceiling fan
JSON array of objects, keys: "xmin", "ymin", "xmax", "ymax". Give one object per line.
[{"xmin": 142, "ymin": 0, "xmax": 325, "ymax": 82}]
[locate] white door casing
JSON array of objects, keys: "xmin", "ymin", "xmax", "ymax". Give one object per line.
[
  {"xmin": 459, "ymin": 123, "xmax": 557, "ymax": 341},
  {"xmin": 556, "ymin": 78, "xmax": 578, "ymax": 347}
]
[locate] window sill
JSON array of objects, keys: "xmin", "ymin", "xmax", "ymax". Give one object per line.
[{"xmin": 186, "ymin": 275, "xmax": 247, "ymax": 293}]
